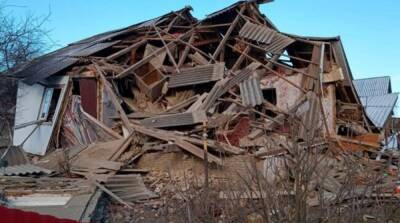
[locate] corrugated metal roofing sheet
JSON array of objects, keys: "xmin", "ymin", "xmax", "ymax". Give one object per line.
[
  {"xmin": 264, "ymin": 32, "xmax": 295, "ymax": 53},
  {"xmin": 168, "ymin": 63, "xmax": 225, "ymax": 88},
  {"xmin": 9, "ymin": 7, "xmax": 194, "ymax": 85},
  {"xmin": 353, "ymin": 76, "xmax": 391, "ymax": 97},
  {"xmin": 140, "ymin": 110, "xmax": 207, "ymax": 128},
  {"xmin": 359, "ymin": 93, "xmax": 398, "ymax": 128},
  {"xmin": 0, "ymin": 164, "xmax": 53, "ymax": 176},
  {"xmin": 201, "ymin": 67, "xmax": 255, "ymax": 111},
  {"xmin": 105, "ymin": 174, "xmax": 158, "ymax": 202},
  {"xmin": 239, "ymin": 76, "xmax": 263, "ymax": 106},
  {"xmin": 239, "ymin": 21, "xmax": 276, "ymax": 44}
]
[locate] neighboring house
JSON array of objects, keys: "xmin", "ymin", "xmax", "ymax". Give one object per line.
[
  {"xmin": 353, "ymin": 76, "xmax": 398, "ymax": 130},
  {"xmin": 353, "ymin": 76, "xmax": 398, "ymax": 149}
]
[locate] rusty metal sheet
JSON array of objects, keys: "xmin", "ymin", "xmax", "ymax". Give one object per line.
[
  {"xmin": 168, "ymin": 63, "xmax": 225, "ymax": 88},
  {"xmin": 0, "ymin": 206, "xmax": 79, "ymax": 223},
  {"xmin": 239, "ymin": 21, "xmax": 276, "ymax": 44},
  {"xmin": 79, "ymin": 79, "xmax": 98, "ymax": 118}
]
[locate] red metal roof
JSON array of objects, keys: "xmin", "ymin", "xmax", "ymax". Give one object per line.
[{"xmin": 0, "ymin": 206, "xmax": 80, "ymax": 223}]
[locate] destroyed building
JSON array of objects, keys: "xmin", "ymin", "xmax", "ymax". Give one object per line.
[{"xmin": 1, "ymin": 0, "xmax": 399, "ymax": 222}]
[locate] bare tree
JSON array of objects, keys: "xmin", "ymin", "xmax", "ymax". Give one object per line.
[
  {"xmin": 0, "ymin": 3, "xmax": 52, "ymax": 71},
  {"xmin": 0, "ymin": 2, "xmax": 52, "ymax": 146}
]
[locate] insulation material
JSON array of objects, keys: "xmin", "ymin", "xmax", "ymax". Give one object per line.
[{"xmin": 60, "ymin": 96, "xmax": 118, "ymax": 148}]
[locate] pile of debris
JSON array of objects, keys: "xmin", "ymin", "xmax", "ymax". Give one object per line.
[{"xmin": 1, "ymin": 0, "xmax": 399, "ymax": 222}]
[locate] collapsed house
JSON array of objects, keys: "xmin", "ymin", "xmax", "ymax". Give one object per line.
[
  {"xmin": 10, "ymin": 3, "xmax": 375, "ymax": 155},
  {"xmin": 353, "ymin": 76, "xmax": 398, "ymax": 146},
  {"xmin": 1, "ymin": 0, "xmax": 399, "ymax": 221}
]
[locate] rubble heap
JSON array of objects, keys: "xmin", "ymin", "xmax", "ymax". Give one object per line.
[{"xmin": 1, "ymin": 1, "xmax": 399, "ymax": 222}]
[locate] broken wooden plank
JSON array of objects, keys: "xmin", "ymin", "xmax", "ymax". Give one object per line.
[
  {"xmin": 130, "ymin": 123, "xmax": 222, "ymax": 165},
  {"xmin": 153, "ymin": 25, "xmax": 180, "ymax": 73},
  {"xmin": 115, "ymin": 30, "xmax": 194, "ymax": 79},
  {"xmin": 140, "ymin": 110, "xmax": 207, "ymax": 128},
  {"xmin": 89, "ymin": 177, "xmax": 134, "ymax": 209},
  {"xmin": 177, "ymin": 34, "xmax": 195, "ymax": 68},
  {"xmin": 210, "ymin": 7, "xmax": 245, "ymax": 62},
  {"xmin": 162, "ymin": 94, "xmax": 199, "ymax": 114},
  {"xmin": 106, "ymin": 39, "xmax": 147, "ymax": 61},
  {"xmin": 323, "ymin": 66, "xmax": 344, "ymax": 83},
  {"xmin": 95, "ymin": 63, "xmax": 133, "ymax": 133}
]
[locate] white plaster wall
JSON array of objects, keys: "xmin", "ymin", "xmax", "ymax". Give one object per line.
[
  {"xmin": 261, "ymin": 73, "xmax": 304, "ymax": 111},
  {"xmin": 13, "ymin": 76, "xmax": 69, "ymax": 155}
]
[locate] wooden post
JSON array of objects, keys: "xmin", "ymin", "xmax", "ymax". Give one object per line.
[
  {"xmin": 203, "ymin": 121, "xmax": 209, "ymax": 195},
  {"xmin": 94, "ymin": 63, "xmax": 133, "ymax": 134},
  {"xmin": 177, "ymin": 33, "xmax": 195, "ymax": 68},
  {"xmin": 106, "ymin": 39, "xmax": 147, "ymax": 61},
  {"xmin": 115, "ymin": 30, "xmax": 194, "ymax": 79},
  {"xmin": 231, "ymin": 45, "xmax": 250, "ymax": 71},
  {"xmin": 210, "ymin": 7, "xmax": 245, "ymax": 62},
  {"xmin": 226, "ymin": 43, "xmax": 307, "ymax": 94},
  {"xmin": 153, "ymin": 25, "xmax": 180, "ymax": 73}
]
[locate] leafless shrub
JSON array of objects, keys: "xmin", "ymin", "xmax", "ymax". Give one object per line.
[{"xmin": 152, "ymin": 117, "xmax": 400, "ymax": 223}]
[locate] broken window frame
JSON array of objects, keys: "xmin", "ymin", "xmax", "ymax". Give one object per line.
[{"xmin": 38, "ymin": 85, "xmax": 62, "ymax": 123}]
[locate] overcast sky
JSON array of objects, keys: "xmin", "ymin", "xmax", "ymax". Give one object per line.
[{"xmin": 8, "ymin": 0, "xmax": 400, "ymax": 96}]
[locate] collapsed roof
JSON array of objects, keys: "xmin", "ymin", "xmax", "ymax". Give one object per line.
[
  {"xmin": 4, "ymin": 1, "xmax": 400, "ymax": 221},
  {"xmin": 11, "ymin": 0, "xmax": 378, "ymax": 155}
]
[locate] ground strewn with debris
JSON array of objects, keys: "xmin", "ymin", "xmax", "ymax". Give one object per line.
[{"xmin": 0, "ymin": 1, "xmax": 399, "ymax": 222}]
